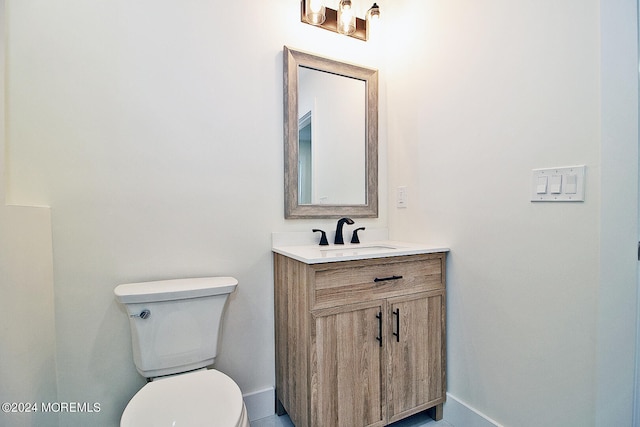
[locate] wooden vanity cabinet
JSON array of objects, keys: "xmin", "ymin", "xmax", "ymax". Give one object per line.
[{"xmin": 274, "ymin": 252, "xmax": 447, "ymax": 427}]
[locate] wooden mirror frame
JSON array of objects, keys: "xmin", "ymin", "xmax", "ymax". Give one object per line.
[{"xmin": 283, "ymin": 46, "xmax": 378, "ymax": 219}]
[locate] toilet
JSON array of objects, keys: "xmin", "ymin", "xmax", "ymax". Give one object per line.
[{"xmin": 114, "ymin": 277, "xmax": 249, "ymax": 427}]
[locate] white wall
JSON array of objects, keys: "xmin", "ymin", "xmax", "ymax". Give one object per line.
[
  {"xmin": 0, "ymin": 206, "xmax": 58, "ymax": 427},
  {"xmin": 4, "ymin": 1, "xmax": 386, "ymax": 426},
  {"xmin": 385, "ymin": 0, "xmax": 638, "ymax": 426},
  {"xmin": 597, "ymin": 0, "xmax": 639, "ymax": 424},
  {"xmin": 0, "ymin": 1, "xmax": 59, "ymax": 426}
]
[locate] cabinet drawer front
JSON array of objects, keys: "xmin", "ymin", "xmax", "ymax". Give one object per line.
[{"xmin": 313, "ymin": 255, "xmax": 444, "ymax": 310}]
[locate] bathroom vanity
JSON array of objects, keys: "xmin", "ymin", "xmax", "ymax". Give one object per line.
[{"xmin": 273, "ymin": 239, "xmax": 448, "ymax": 427}]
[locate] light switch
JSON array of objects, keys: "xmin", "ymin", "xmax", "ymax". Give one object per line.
[
  {"xmin": 565, "ymin": 174, "xmax": 577, "ymax": 194},
  {"xmin": 531, "ymin": 165, "xmax": 585, "ymax": 202},
  {"xmin": 550, "ymin": 175, "xmax": 562, "ymax": 194},
  {"xmin": 536, "ymin": 176, "xmax": 548, "ymax": 194}
]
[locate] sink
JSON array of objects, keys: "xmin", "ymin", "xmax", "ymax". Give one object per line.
[
  {"xmin": 320, "ymin": 245, "xmax": 400, "ymax": 255},
  {"xmin": 272, "ymin": 240, "xmax": 449, "ymax": 264}
]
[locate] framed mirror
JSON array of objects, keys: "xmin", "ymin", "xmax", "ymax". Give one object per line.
[{"xmin": 284, "ymin": 46, "xmax": 378, "ymax": 218}]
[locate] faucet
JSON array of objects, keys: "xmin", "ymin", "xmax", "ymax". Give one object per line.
[
  {"xmin": 312, "ymin": 229, "xmax": 329, "ymax": 246},
  {"xmin": 334, "ymin": 217, "xmax": 354, "ymax": 245},
  {"xmin": 351, "ymin": 227, "xmax": 365, "ymax": 244}
]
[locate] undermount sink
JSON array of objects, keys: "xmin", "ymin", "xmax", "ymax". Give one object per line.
[
  {"xmin": 320, "ymin": 245, "xmax": 400, "ymax": 254},
  {"xmin": 272, "ymin": 239, "xmax": 449, "ymax": 264}
]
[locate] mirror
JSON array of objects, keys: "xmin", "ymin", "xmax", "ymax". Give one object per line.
[{"xmin": 284, "ymin": 46, "xmax": 378, "ymax": 218}]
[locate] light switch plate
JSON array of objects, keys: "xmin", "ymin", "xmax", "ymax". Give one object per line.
[{"xmin": 531, "ymin": 165, "xmax": 585, "ymax": 202}]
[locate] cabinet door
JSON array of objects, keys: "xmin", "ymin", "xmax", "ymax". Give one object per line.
[
  {"xmin": 312, "ymin": 303, "xmax": 386, "ymax": 427},
  {"xmin": 387, "ymin": 292, "xmax": 445, "ymax": 422}
]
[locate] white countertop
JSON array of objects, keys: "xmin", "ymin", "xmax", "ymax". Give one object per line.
[{"xmin": 272, "ymin": 231, "xmax": 449, "ymax": 264}]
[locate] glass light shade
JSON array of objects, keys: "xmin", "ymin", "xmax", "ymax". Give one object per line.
[
  {"xmin": 367, "ymin": 3, "xmax": 380, "ymax": 21},
  {"xmin": 305, "ymin": 0, "xmax": 326, "ymax": 25},
  {"xmin": 337, "ymin": 0, "xmax": 356, "ymax": 35}
]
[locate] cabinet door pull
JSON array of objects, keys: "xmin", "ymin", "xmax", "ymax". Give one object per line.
[
  {"xmin": 392, "ymin": 308, "xmax": 400, "ymax": 342},
  {"xmin": 374, "ymin": 275, "xmax": 403, "ymax": 283},
  {"xmin": 376, "ymin": 312, "xmax": 383, "ymax": 347}
]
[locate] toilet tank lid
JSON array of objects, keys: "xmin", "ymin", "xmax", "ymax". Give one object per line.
[{"xmin": 114, "ymin": 277, "xmax": 238, "ymax": 304}]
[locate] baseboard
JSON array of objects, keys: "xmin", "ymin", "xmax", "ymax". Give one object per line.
[
  {"xmin": 444, "ymin": 393, "xmax": 504, "ymax": 427},
  {"xmin": 243, "ymin": 387, "xmax": 274, "ymax": 422},
  {"xmin": 243, "ymin": 388, "xmax": 503, "ymax": 426}
]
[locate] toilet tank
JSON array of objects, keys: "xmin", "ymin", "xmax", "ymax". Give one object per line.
[{"xmin": 114, "ymin": 277, "xmax": 238, "ymax": 378}]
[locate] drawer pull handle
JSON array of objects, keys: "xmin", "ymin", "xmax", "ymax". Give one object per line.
[
  {"xmin": 376, "ymin": 312, "xmax": 383, "ymax": 347},
  {"xmin": 392, "ymin": 308, "xmax": 400, "ymax": 342},
  {"xmin": 374, "ymin": 275, "xmax": 403, "ymax": 283}
]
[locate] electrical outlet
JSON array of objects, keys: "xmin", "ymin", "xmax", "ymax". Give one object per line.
[{"xmin": 397, "ymin": 186, "xmax": 408, "ymax": 208}]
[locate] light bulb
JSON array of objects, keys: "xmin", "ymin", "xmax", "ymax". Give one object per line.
[
  {"xmin": 305, "ymin": 0, "xmax": 326, "ymax": 25},
  {"xmin": 310, "ymin": 0, "xmax": 323, "ymax": 13},
  {"xmin": 340, "ymin": 0, "xmax": 352, "ymax": 11},
  {"xmin": 368, "ymin": 3, "xmax": 380, "ymax": 21},
  {"xmin": 338, "ymin": 5, "xmax": 356, "ymax": 35}
]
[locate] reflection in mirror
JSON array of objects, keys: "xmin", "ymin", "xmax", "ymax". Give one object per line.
[
  {"xmin": 298, "ymin": 67, "xmax": 366, "ymax": 205},
  {"xmin": 298, "ymin": 111, "xmax": 313, "ymax": 204},
  {"xmin": 284, "ymin": 46, "xmax": 378, "ymax": 218}
]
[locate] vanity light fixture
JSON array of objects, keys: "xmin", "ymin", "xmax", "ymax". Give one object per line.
[{"xmin": 301, "ymin": 0, "xmax": 381, "ymax": 42}]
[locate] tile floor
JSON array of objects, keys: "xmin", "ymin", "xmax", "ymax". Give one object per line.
[{"xmin": 251, "ymin": 412, "xmax": 455, "ymax": 427}]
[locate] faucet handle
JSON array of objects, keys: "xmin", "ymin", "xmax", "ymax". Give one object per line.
[
  {"xmin": 312, "ymin": 229, "xmax": 329, "ymax": 246},
  {"xmin": 351, "ymin": 227, "xmax": 365, "ymax": 244}
]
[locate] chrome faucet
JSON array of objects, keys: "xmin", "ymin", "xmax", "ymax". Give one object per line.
[{"xmin": 334, "ymin": 217, "xmax": 354, "ymax": 245}]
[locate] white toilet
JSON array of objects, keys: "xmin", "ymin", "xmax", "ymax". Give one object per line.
[{"xmin": 114, "ymin": 277, "xmax": 249, "ymax": 427}]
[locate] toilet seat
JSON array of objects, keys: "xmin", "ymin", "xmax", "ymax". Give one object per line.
[{"xmin": 121, "ymin": 369, "xmax": 248, "ymax": 427}]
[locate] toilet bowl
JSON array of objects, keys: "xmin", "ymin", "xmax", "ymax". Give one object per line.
[
  {"xmin": 121, "ymin": 369, "xmax": 249, "ymax": 427},
  {"xmin": 115, "ymin": 277, "xmax": 247, "ymax": 427}
]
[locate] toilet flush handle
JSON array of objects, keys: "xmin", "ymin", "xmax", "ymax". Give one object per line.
[{"xmin": 130, "ymin": 309, "xmax": 151, "ymax": 320}]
